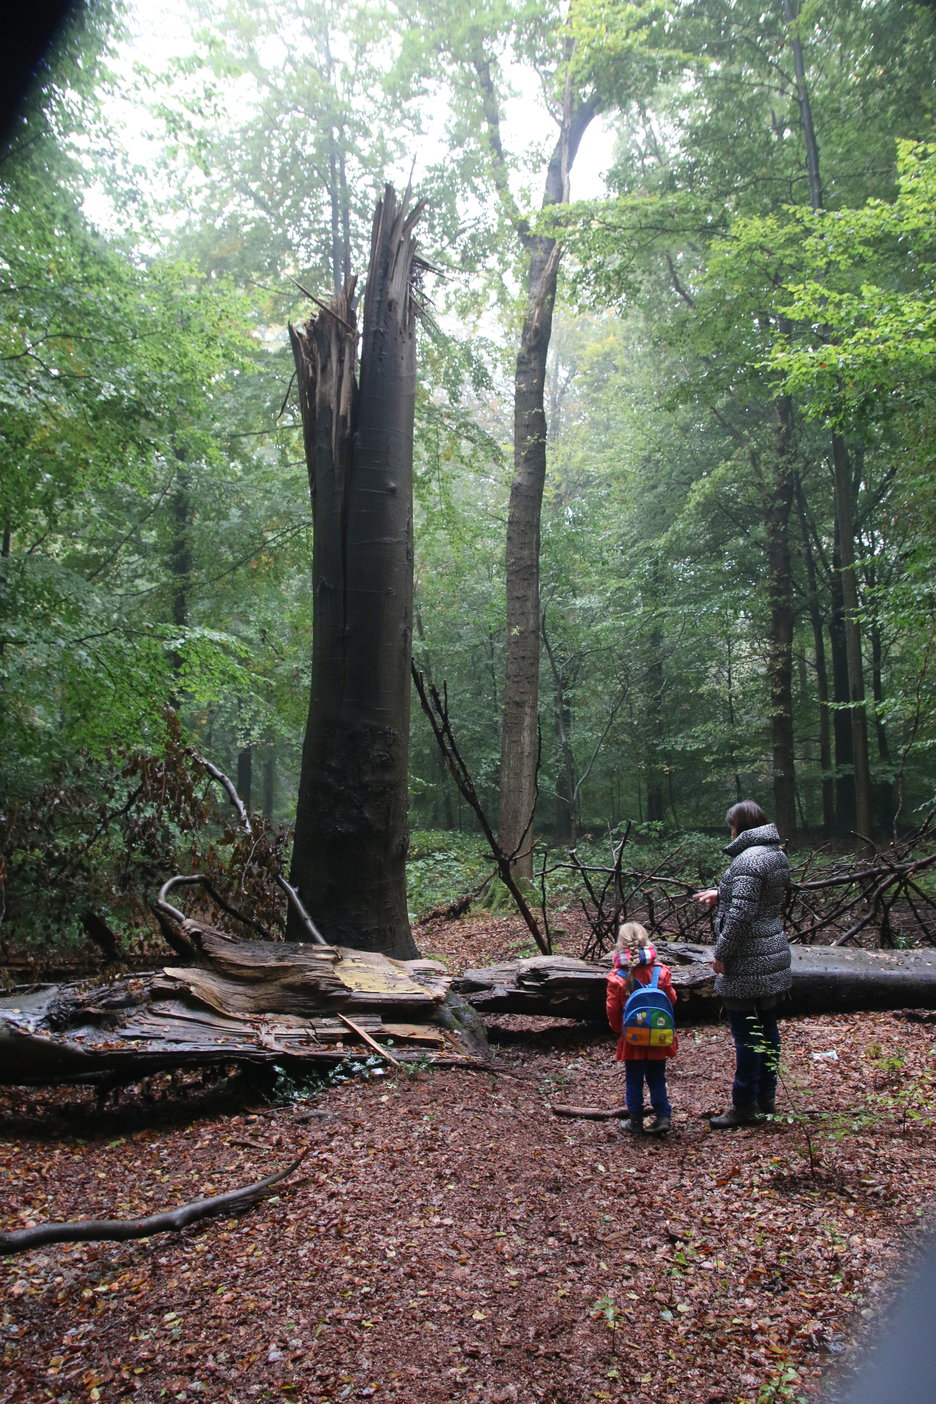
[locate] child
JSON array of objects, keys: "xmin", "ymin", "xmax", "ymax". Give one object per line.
[{"xmin": 606, "ymin": 921, "xmax": 678, "ymax": 1134}]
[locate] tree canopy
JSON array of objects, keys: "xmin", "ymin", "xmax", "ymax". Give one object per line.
[{"xmin": 3, "ymin": 0, "xmax": 936, "ymax": 955}]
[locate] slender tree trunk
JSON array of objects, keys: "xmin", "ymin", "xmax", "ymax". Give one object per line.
[
  {"xmin": 767, "ymin": 394, "xmax": 797, "ymax": 841},
  {"xmin": 237, "ymin": 745, "xmax": 252, "ymax": 817},
  {"xmin": 782, "ymin": 0, "xmax": 872, "ymax": 840},
  {"xmin": 328, "ymin": 135, "xmax": 342, "ymax": 290},
  {"xmin": 831, "ymin": 432, "xmax": 873, "ymax": 839},
  {"xmin": 495, "ymin": 85, "xmax": 597, "ymax": 879},
  {"xmin": 413, "ymin": 606, "xmax": 456, "ymax": 829},
  {"xmin": 781, "ymin": 0, "xmax": 823, "ymax": 211},
  {"xmin": 542, "ymin": 619, "xmax": 576, "ymax": 845},
  {"xmin": 168, "ymin": 450, "xmax": 191, "ymax": 708},
  {"xmin": 794, "ymin": 475, "xmax": 835, "ymax": 831},
  {"xmin": 263, "ymin": 751, "xmax": 275, "ymax": 823},
  {"xmin": 645, "ymin": 625, "xmax": 665, "ymax": 825},
  {"xmin": 869, "ymin": 608, "xmax": 897, "ymax": 830},
  {"xmin": 724, "ymin": 636, "xmax": 743, "ymax": 803},
  {"xmin": 286, "ymin": 188, "xmax": 422, "ymax": 958},
  {"xmin": 828, "ymin": 557, "xmax": 856, "ymax": 834},
  {"xmin": 498, "ymin": 235, "xmax": 558, "ymax": 876}
]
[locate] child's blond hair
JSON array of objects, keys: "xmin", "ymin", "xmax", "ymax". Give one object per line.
[{"xmin": 615, "ymin": 920, "xmax": 650, "ymax": 954}]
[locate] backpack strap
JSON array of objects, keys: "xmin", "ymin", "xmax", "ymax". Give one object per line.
[{"xmin": 648, "ymin": 964, "xmax": 661, "ymax": 990}]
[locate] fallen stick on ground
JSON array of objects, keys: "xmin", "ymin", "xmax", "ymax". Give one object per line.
[
  {"xmin": 0, "ymin": 1151, "xmax": 309, "ymax": 1256},
  {"xmin": 550, "ymin": 1103, "xmax": 631, "ymax": 1120}
]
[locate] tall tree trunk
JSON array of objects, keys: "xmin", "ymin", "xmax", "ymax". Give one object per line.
[
  {"xmin": 831, "ymin": 432, "xmax": 873, "ymax": 839},
  {"xmin": 869, "ymin": 606, "xmax": 897, "ymax": 831},
  {"xmin": 828, "ymin": 556, "xmax": 856, "ymax": 834},
  {"xmin": 644, "ymin": 623, "xmax": 666, "ymax": 825},
  {"xmin": 782, "ymin": 0, "xmax": 872, "ymax": 840},
  {"xmin": 168, "ymin": 449, "xmax": 191, "ymax": 708},
  {"xmin": 498, "ymin": 239, "xmax": 556, "ymax": 877},
  {"xmin": 286, "ymin": 187, "xmax": 421, "ymax": 958},
  {"xmin": 494, "ymin": 79, "xmax": 597, "ymax": 879},
  {"xmin": 795, "ymin": 475, "xmax": 835, "ymax": 831},
  {"xmin": 263, "ymin": 751, "xmax": 275, "ymax": 823},
  {"xmin": 542, "ymin": 617, "xmax": 577, "ymax": 846},
  {"xmin": 237, "ymin": 744, "xmax": 252, "ymax": 816},
  {"xmin": 767, "ymin": 394, "xmax": 797, "ymax": 841}
]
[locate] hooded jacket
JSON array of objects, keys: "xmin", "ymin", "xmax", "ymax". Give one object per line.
[{"xmin": 713, "ymin": 823, "xmax": 792, "ymax": 1003}]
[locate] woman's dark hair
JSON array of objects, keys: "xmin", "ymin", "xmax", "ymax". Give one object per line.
[{"xmin": 725, "ymin": 799, "xmax": 768, "ymax": 834}]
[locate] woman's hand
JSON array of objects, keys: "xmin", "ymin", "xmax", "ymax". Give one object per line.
[
  {"xmin": 693, "ymin": 888, "xmax": 719, "ymax": 908},
  {"xmin": 711, "ymin": 958, "xmax": 725, "ymax": 974}
]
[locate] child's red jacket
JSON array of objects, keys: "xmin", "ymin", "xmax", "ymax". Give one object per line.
[{"xmin": 606, "ymin": 960, "xmax": 679, "ymax": 1062}]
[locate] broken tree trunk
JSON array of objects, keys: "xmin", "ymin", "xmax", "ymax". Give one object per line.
[
  {"xmin": 454, "ymin": 943, "xmax": 936, "ymax": 1021},
  {"xmin": 286, "ymin": 186, "xmax": 424, "ymax": 959},
  {"xmin": 0, "ymin": 926, "xmax": 487, "ymax": 1086}
]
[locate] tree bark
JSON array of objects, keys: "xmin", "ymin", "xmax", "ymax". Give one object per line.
[
  {"xmin": 286, "ymin": 187, "xmax": 422, "ymax": 957},
  {"xmin": 831, "ymin": 432, "xmax": 873, "ymax": 839},
  {"xmin": 0, "ymin": 926, "xmax": 486, "ymax": 1086},
  {"xmin": 767, "ymin": 393, "xmax": 797, "ymax": 841},
  {"xmin": 495, "ymin": 78, "xmax": 597, "ymax": 881},
  {"xmin": 456, "ymin": 944, "xmax": 936, "ymax": 1021},
  {"xmin": 795, "ymin": 474, "xmax": 835, "ymax": 830}
]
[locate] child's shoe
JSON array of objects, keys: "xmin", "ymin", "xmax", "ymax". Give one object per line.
[{"xmin": 623, "ymin": 1115, "xmax": 645, "ymax": 1134}]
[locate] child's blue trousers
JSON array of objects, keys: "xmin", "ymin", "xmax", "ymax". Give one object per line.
[{"xmin": 624, "ymin": 1058, "xmax": 671, "ymax": 1119}]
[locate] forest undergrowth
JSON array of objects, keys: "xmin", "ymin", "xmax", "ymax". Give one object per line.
[{"xmin": 2, "ymin": 912, "xmax": 936, "ymax": 1404}]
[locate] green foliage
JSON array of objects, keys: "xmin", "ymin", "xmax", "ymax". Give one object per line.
[
  {"xmin": 756, "ymin": 1363, "xmax": 807, "ymax": 1404},
  {"xmin": 6, "ymin": 0, "xmax": 936, "ymax": 922},
  {"xmin": 266, "ymin": 1052, "xmax": 388, "ymax": 1106},
  {"xmin": 406, "ymin": 830, "xmax": 492, "ymax": 918},
  {"xmin": 764, "ymin": 141, "xmax": 936, "ymax": 430},
  {"xmin": 0, "ymin": 715, "xmax": 294, "ymax": 960},
  {"xmin": 864, "ymin": 1043, "xmax": 936, "ymax": 1135}
]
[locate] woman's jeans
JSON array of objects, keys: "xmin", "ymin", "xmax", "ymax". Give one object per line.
[
  {"xmin": 624, "ymin": 1058, "xmax": 671, "ymax": 1119},
  {"xmin": 727, "ymin": 1004, "xmax": 780, "ymax": 1110}
]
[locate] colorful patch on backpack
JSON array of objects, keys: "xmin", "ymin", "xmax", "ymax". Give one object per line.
[{"xmin": 622, "ymin": 967, "xmax": 675, "ymax": 1047}]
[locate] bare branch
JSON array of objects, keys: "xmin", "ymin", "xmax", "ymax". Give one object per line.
[{"xmin": 0, "ymin": 1153, "xmax": 309, "ymax": 1257}]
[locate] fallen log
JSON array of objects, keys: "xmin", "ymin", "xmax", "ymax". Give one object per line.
[
  {"xmin": 454, "ymin": 943, "xmax": 936, "ymax": 1021},
  {"xmin": 0, "ymin": 927, "xmax": 487, "ymax": 1086},
  {"xmin": 0, "ymin": 1152, "xmax": 308, "ymax": 1256},
  {"xmin": 8, "ymin": 935, "xmax": 935, "ymax": 1088}
]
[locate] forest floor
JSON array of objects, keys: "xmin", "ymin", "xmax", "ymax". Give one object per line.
[{"xmin": 3, "ymin": 913, "xmax": 936, "ymax": 1404}]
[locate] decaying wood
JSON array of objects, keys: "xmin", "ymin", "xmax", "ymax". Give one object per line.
[
  {"xmin": 337, "ymin": 1012, "xmax": 403, "ymax": 1066},
  {"xmin": 0, "ymin": 1153, "xmax": 308, "ymax": 1256},
  {"xmin": 455, "ymin": 942, "xmax": 936, "ymax": 1021},
  {"xmin": 0, "ymin": 928, "xmax": 487, "ymax": 1086}
]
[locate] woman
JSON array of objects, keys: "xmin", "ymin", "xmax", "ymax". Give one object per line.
[{"xmin": 694, "ymin": 799, "xmax": 791, "ymax": 1128}]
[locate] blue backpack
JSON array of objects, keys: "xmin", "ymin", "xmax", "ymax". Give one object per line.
[{"xmin": 622, "ymin": 965, "xmax": 675, "ymax": 1048}]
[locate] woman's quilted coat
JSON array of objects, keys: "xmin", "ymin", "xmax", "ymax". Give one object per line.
[{"xmin": 713, "ymin": 823, "xmax": 792, "ymax": 1002}]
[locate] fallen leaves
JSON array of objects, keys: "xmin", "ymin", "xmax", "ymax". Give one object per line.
[{"xmin": 1, "ymin": 924, "xmax": 935, "ymax": 1402}]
